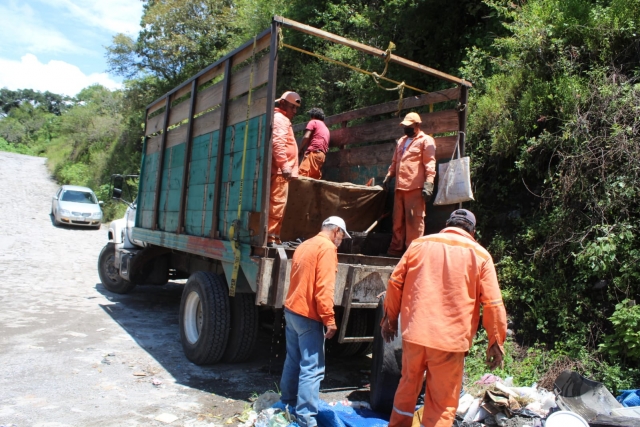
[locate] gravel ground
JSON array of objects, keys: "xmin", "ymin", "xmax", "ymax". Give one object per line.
[{"xmin": 0, "ymin": 152, "xmax": 372, "ymax": 427}]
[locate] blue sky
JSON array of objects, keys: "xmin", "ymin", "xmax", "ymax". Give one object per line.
[{"xmin": 0, "ymin": 0, "xmax": 143, "ymax": 97}]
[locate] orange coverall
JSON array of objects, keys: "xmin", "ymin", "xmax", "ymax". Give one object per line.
[
  {"xmin": 384, "ymin": 227, "xmax": 507, "ymax": 427},
  {"xmin": 268, "ymin": 107, "xmax": 299, "ymax": 244},
  {"xmin": 298, "ymin": 151, "xmax": 326, "ymax": 179},
  {"xmin": 285, "ymin": 233, "xmax": 338, "ymax": 326},
  {"xmin": 387, "ymin": 131, "xmax": 436, "ymax": 255}
]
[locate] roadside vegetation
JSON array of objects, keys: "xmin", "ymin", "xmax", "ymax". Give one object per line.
[{"xmin": 2, "ymin": 0, "xmax": 638, "ymax": 392}]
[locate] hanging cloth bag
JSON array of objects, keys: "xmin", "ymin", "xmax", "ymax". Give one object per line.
[{"xmin": 433, "ymin": 133, "xmax": 474, "ymax": 205}]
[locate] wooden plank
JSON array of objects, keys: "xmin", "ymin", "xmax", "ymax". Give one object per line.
[
  {"xmin": 146, "ymin": 112, "xmax": 165, "ymax": 136},
  {"xmin": 194, "ymin": 81, "xmax": 224, "ymax": 116},
  {"xmin": 458, "ymin": 86, "xmax": 468, "ymax": 157},
  {"xmin": 292, "ymin": 87, "xmax": 460, "ymax": 133},
  {"xmin": 228, "ymin": 54, "xmax": 270, "ymax": 100},
  {"xmin": 226, "ymin": 85, "xmax": 268, "ymax": 126},
  {"xmin": 192, "ymin": 109, "xmax": 221, "ymax": 139},
  {"xmin": 168, "ymin": 96, "xmax": 191, "ymax": 128},
  {"xmin": 274, "ymin": 16, "xmax": 471, "ymax": 87},
  {"xmin": 195, "ymin": 63, "xmax": 225, "ymax": 89},
  {"xmin": 324, "ymin": 135, "xmax": 458, "ymax": 171},
  {"xmin": 148, "ymin": 99, "xmax": 165, "ymax": 117},
  {"xmin": 152, "ymin": 97, "xmax": 171, "ymax": 230},
  {"xmin": 230, "ymin": 34, "xmax": 271, "ymax": 67},
  {"xmin": 166, "ymin": 125, "xmax": 188, "ymax": 149},
  {"xmin": 146, "ymin": 134, "xmax": 163, "ymax": 155},
  {"xmin": 329, "ymin": 109, "xmax": 458, "ymax": 146}
]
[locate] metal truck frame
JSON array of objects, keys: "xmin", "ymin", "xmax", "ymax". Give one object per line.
[{"xmin": 98, "ymin": 16, "xmax": 470, "ymax": 375}]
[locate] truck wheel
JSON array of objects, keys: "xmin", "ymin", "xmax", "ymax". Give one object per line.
[
  {"xmin": 355, "ymin": 310, "xmax": 375, "ymax": 356},
  {"xmin": 327, "ymin": 308, "xmax": 368, "ymax": 358},
  {"xmin": 222, "ymin": 293, "xmax": 259, "ymax": 363},
  {"xmin": 369, "ymin": 294, "xmax": 402, "ymax": 414},
  {"xmin": 180, "ymin": 272, "xmax": 230, "ymax": 365},
  {"xmin": 98, "ymin": 243, "xmax": 136, "ymax": 294}
]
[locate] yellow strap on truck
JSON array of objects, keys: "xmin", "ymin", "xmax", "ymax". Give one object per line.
[{"xmin": 228, "ymin": 36, "xmax": 257, "ymax": 297}]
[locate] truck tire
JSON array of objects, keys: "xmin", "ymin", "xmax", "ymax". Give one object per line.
[
  {"xmin": 327, "ymin": 308, "xmax": 368, "ymax": 358},
  {"xmin": 222, "ymin": 293, "xmax": 259, "ymax": 363},
  {"xmin": 369, "ymin": 294, "xmax": 402, "ymax": 414},
  {"xmin": 98, "ymin": 243, "xmax": 136, "ymax": 294},
  {"xmin": 180, "ymin": 272, "xmax": 230, "ymax": 365}
]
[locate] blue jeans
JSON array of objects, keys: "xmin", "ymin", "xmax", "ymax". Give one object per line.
[{"xmin": 280, "ymin": 309, "xmax": 326, "ymax": 427}]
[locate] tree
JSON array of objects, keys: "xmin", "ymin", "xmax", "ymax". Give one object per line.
[{"xmin": 106, "ymin": 0, "xmax": 240, "ymax": 87}]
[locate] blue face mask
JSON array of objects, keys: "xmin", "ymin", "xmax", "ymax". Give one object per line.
[{"xmin": 403, "ymin": 127, "xmax": 416, "ymax": 137}]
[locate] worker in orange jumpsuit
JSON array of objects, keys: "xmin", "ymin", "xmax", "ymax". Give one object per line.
[
  {"xmin": 381, "ymin": 209, "xmax": 507, "ymax": 427},
  {"xmin": 383, "ymin": 112, "xmax": 436, "ymax": 257},
  {"xmin": 299, "ymin": 107, "xmax": 330, "ymax": 179},
  {"xmin": 279, "ymin": 216, "xmax": 351, "ymax": 427},
  {"xmin": 268, "ymin": 91, "xmax": 301, "ymax": 247}
]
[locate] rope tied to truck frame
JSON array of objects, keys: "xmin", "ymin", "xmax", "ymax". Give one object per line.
[
  {"xmin": 277, "ymin": 29, "xmax": 425, "ymax": 116},
  {"xmin": 228, "ymin": 36, "xmax": 257, "ymax": 297}
]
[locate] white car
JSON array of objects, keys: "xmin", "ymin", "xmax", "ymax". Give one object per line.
[{"xmin": 51, "ymin": 185, "xmax": 103, "ymax": 229}]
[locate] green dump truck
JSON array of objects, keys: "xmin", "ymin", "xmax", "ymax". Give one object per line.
[{"xmin": 97, "ymin": 15, "xmax": 471, "ymax": 407}]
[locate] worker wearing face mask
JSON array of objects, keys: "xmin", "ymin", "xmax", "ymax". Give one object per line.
[{"xmin": 382, "ymin": 112, "xmax": 436, "ymax": 257}]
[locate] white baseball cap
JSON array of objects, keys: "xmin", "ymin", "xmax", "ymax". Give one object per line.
[{"xmin": 322, "ymin": 216, "xmax": 351, "ymax": 239}]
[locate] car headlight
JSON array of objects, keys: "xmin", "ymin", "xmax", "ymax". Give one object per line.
[
  {"xmin": 92, "ymin": 212, "xmax": 102, "ymax": 219},
  {"xmin": 59, "ymin": 209, "xmax": 71, "ymax": 216}
]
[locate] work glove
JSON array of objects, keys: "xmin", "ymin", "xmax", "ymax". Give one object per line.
[
  {"xmin": 382, "ymin": 174, "xmax": 392, "ymax": 190},
  {"xmin": 422, "ymin": 181, "xmax": 434, "ymax": 202},
  {"xmin": 380, "ymin": 315, "xmax": 398, "ymax": 343},
  {"xmin": 486, "ymin": 342, "xmax": 504, "ymax": 371},
  {"xmin": 281, "ymin": 168, "xmax": 292, "ymax": 180}
]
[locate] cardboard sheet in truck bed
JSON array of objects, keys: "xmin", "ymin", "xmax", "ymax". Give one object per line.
[{"xmin": 280, "ymin": 177, "xmax": 386, "ymax": 242}]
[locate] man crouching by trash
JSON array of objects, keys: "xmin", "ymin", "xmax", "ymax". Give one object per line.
[
  {"xmin": 381, "ymin": 209, "xmax": 507, "ymax": 427},
  {"xmin": 278, "ymin": 216, "xmax": 351, "ymax": 427}
]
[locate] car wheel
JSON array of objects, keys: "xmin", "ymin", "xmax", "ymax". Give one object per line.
[
  {"xmin": 53, "ymin": 210, "xmax": 61, "ymax": 226},
  {"xmin": 98, "ymin": 243, "xmax": 136, "ymax": 294},
  {"xmin": 180, "ymin": 272, "xmax": 230, "ymax": 365},
  {"xmin": 370, "ymin": 294, "xmax": 403, "ymax": 414},
  {"xmin": 222, "ymin": 292, "xmax": 259, "ymax": 363}
]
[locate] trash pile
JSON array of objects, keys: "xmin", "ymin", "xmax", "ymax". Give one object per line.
[{"xmin": 241, "ymin": 371, "xmax": 640, "ymax": 427}]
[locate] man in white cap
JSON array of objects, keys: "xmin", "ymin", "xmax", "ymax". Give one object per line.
[
  {"xmin": 269, "ymin": 91, "xmax": 302, "ymax": 246},
  {"xmin": 279, "ymin": 216, "xmax": 350, "ymax": 427},
  {"xmin": 382, "ymin": 112, "xmax": 436, "ymax": 257}
]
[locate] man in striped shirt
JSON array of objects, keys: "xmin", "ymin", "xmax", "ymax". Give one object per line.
[{"xmin": 381, "ymin": 209, "xmax": 507, "ymax": 427}]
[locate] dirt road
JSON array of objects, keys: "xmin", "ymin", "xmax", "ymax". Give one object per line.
[{"xmin": 0, "ymin": 152, "xmax": 371, "ymax": 427}]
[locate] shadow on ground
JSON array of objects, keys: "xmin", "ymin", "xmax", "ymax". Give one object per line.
[{"xmin": 95, "ymin": 282, "xmax": 373, "ymax": 403}]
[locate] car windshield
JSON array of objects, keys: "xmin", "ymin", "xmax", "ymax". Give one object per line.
[{"xmin": 61, "ymin": 190, "xmax": 98, "ymax": 204}]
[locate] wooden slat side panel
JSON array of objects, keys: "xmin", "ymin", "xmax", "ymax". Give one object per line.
[
  {"xmin": 192, "ymin": 109, "xmax": 222, "ymax": 139},
  {"xmin": 166, "ymin": 125, "xmax": 188, "ymax": 149},
  {"xmin": 167, "ymin": 97, "xmax": 191, "ymax": 128},
  {"xmin": 195, "ymin": 81, "xmax": 224, "ymax": 116},
  {"xmin": 148, "ymin": 99, "xmax": 165, "ymax": 117},
  {"xmin": 146, "ymin": 134, "xmax": 162, "ymax": 155},
  {"xmin": 228, "ymin": 54, "xmax": 270, "ymax": 100},
  {"xmin": 322, "ymin": 135, "xmax": 457, "ymax": 185},
  {"xmin": 292, "ymin": 87, "xmax": 461, "ymax": 133},
  {"xmin": 330, "ymin": 110, "xmax": 458, "ymax": 147},
  {"xmin": 195, "ymin": 63, "xmax": 225, "ymax": 89},
  {"xmin": 226, "ymin": 85, "xmax": 268, "ymax": 126},
  {"xmin": 230, "ymin": 34, "xmax": 271, "ymax": 67},
  {"xmin": 146, "ymin": 113, "xmax": 165, "ymax": 136}
]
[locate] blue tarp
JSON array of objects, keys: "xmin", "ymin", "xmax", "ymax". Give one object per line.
[
  {"xmin": 273, "ymin": 400, "xmax": 389, "ymax": 427},
  {"xmin": 617, "ymin": 389, "xmax": 640, "ymax": 407}
]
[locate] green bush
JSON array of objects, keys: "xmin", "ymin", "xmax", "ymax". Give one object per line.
[{"xmin": 599, "ymin": 300, "xmax": 640, "ymax": 363}]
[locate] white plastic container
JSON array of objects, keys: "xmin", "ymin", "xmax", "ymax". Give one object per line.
[{"xmin": 546, "ymin": 411, "xmax": 589, "ymax": 427}]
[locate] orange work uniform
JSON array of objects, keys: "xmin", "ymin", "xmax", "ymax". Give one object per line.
[
  {"xmin": 268, "ymin": 107, "xmax": 299, "ymax": 244},
  {"xmin": 285, "ymin": 233, "xmax": 338, "ymax": 326},
  {"xmin": 299, "ymin": 151, "xmax": 326, "ymax": 179},
  {"xmin": 384, "ymin": 227, "xmax": 507, "ymax": 427},
  {"xmin": 387, "ymin": 131, "xmax": 436, "ymax": 256}
]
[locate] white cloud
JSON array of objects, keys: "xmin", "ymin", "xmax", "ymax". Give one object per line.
[
  {"xmin": 0, "ymin": 54, "xmax": 122, "ymax": 97},
  {"xmin": 43, "ymin": 0, "xmax": 143, "ymax": 35},
  {"xmin": 0, "ymin": 2, "xmax": 88, "ymax": 55}
]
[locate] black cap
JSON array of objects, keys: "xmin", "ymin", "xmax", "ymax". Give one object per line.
[{"xmin": 448, "ymin": 209, "xmax": 476, "ymax": 228}]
